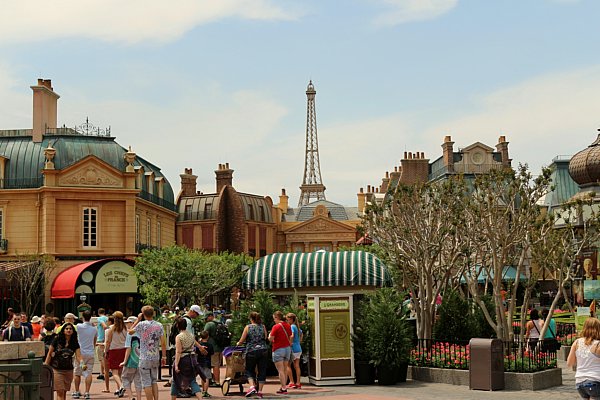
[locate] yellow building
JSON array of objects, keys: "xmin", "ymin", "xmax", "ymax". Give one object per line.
[{"xmin": 0, "ymin": 79, "xmax": 177, "ymax": 318}]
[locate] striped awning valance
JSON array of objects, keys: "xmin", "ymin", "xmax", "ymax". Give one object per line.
[{"xmin": 242, "ymin": 250, "xmax": 393, "ymax": 290}]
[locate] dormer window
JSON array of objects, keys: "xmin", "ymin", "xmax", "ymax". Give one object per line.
[
  {"xmin": 248, "ymin": 204, "xmax": 255, "ymax": 220},
  {"xmin": 145, "ymin": 172, "xmax": 154, "ymax": 195}
]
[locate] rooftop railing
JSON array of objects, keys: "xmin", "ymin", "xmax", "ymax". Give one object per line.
[{"xmin": 137, "ymin": 190, "xmax": 177, "ymax": 212}]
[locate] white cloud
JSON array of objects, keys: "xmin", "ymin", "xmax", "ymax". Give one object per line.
[
  {"xmin": 420, "ymin": 65, "xmax": 600, "ymax": 174},
  {"xmin": 372, "ymin": 0, "xmax": 458, "ymax": 26},
  {"xmin": 0, "ymin": 0, "xmax": 299, "ymax": 45}
]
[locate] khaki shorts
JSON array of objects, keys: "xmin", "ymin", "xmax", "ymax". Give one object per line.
[
  {"xmin": 53, "ymin": 369, "xmax": 74, "ymax": 392},
  {"xmin": 96, "ymin": 344, "xmax": 105, "ymax": 362},
  {"xmin": 74, "ymin": 354, "xmax": 95, "ymax": 378},
  {"xmin": 210, "ymin": 352, "xmax": 222, "ymax": 368}
]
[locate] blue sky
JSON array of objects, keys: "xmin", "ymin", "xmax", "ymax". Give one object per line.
[{"xmin": 0, "ymin": 0, "xmax": 598, "ymax": 206}]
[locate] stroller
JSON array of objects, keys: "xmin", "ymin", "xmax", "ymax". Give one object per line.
[{"xmin": 221, "ymin": 346, "xmax": 248, "ymax": 396}]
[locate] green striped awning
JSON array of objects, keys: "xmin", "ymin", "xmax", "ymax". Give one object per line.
[{"xmin": 242, "ymin": 250, "xmax": 393, "ymax": 290}]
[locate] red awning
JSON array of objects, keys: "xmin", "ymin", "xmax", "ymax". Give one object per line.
[{"xmin": 51, "ymin": 260, "xmax": 99, "ymax": 299}]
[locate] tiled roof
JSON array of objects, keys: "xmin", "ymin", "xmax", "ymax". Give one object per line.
[{"xmin": 288, "ymin": 200, "xmax": 357, "ymax": 222}]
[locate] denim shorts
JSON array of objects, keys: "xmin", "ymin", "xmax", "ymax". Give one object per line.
[
  {"xmin": 272, "ymin": 347, "xmax": 291, "ymax": 363},
  {"xmin": 139, "ymin": 359, "xmax": 160, "ymax": 388},
  {"xmin": 576, "ymin": 380, "xmax": 600, "ymax": 399}
]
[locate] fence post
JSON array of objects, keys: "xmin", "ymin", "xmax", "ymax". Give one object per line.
[{"xmin": 23, "ymin": 351, "xmax": 42, "ymax": 400}]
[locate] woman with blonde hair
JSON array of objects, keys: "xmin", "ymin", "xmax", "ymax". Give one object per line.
[
  {"xmin": 105, "ymin": 311, "xmax": 128, "ymax": 397},
  {"xmin": 567, "ymin": 317, "xmax": 600, "ymax": 399},
  {"xmin": 285, "ymin": 313, "xmax": 303, "ymax": 389}
]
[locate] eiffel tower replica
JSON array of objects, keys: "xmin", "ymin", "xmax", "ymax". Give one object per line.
[{"xmin": 298, "ymin": 80, "xmax": 326, "ymax": 207}]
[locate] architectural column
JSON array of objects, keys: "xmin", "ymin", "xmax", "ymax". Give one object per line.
[
  {"xmin": 332, "ymin": 241, "xmax": 338, "ymax": 252},
  {"xmin": 304, "ymin": 242, "xmax": 310, "ymax": 252}
]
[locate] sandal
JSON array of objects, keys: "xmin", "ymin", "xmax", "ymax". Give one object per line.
[{"xmin": 101, "ymin": 389, "xmax": 110, "ymax": 393}]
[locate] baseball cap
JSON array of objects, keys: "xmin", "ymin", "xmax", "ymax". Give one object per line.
[{"xmin": 190, "ymin": 305, "xmax": 202, "ymax": 314}]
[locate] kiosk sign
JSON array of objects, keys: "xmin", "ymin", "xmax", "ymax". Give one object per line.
[{"xmin": 319, "ymin": 298, "xmax": 351, "ymax": 359}]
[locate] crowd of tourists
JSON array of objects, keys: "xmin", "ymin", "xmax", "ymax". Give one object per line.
[{"xmin": 0, "ymin": 304, "xmax": 305, "ymax": 399}]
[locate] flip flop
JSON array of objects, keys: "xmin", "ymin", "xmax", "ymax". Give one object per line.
[{"xmin": 101, "ymin": 389, "xmax": 110, "ymax": 393}]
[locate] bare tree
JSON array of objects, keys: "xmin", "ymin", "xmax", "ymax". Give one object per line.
[
  {"xmin": 363, "ymin": 177, "xmax": 468, "ymax": 340},
  {"xmin": 6, "ymin": 254, "xmax": 56, "ymax": 317},
  {"xmin": 533, "ymin": 193, "xmax": 600, "ymax": 339},
  {"xmin": 461, "ymin": 165, "xmax": 552, "ymax": 342}
]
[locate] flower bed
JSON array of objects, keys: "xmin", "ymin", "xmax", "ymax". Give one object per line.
[{"xmin": 410, "ymin": 340, "xmax": 557, "ymax": 373}]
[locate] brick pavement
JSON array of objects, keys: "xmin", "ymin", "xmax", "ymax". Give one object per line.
[{"xmin": 75, "ymin": 360, "xmax": 578, "ymax": 400}]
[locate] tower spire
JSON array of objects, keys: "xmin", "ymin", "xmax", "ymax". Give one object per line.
[{"xmin": 299, "ymin": 80, "xmax": 326, "ymax": 206}]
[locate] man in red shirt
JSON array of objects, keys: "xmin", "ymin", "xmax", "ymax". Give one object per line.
[{"xmin": 268, "ymin": 311, "xmax": 292, "ymax": 394}]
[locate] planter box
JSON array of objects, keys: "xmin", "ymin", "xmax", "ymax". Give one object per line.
[
  {"xmin": 409, "ymin": 366, "xmax": 562, "ymax": 391},
  {"xmin": 559, "ymin": 345, "xmax": 571, "ymax": 361},
  {"xmin": 408, "ymin": 366, "xmax": 469, "ymax": 386}
]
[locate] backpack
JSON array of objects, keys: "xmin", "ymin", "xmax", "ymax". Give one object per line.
[
  {"xmin": 168, "ymin": 320, "xmax": 180, "ymax": 346},
  {"xmin": 42, "ymin": 332, "xmax": 57, "ymax": 356},
  {"xmin": 214, "ymin": 323, "xmax": 231, "ymax": 348},
  {"xmin": 7, "ymin": 326, "xmax": 25, "ymax": 340}
]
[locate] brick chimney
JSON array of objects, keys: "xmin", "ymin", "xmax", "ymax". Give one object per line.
[
  {"xmin": 31, "ymin": 79, "xmax": 59, "ymax": 143},
  {"xmin": 442, "ymin": 135, "xmax": 454, "ymax": 172},
  {"xmin": 357, "ymin": 187, "xmax": 366, "ymax": 213},
  {"xmin": 380, "ymin": 171, "xmax": 390, "ymax": 193},
  {"xmin": 278, "ymin": 188, "xmax": 289, "ymax": 212},
  {"xmin": 215, "ymin": 163, "xmax": 233, "ymax": 193},
  {"xmin": 399, "ymin": 151, "xmax": 429, "ymax": 184},
  {"xmin": 179, "ymin": 168, "xmax": 198, "ymax": 197},
  {"xmin": 496, "ymin": 135, "xmax": 511, "ymax": 167}
]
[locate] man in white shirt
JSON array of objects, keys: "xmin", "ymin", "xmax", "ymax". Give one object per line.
[{"xmin": 73, "ymin": 311, "xmax": 97, "ymax": 399}]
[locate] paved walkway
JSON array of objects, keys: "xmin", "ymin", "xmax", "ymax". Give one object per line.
[{"xmin": 76, "ymin": 360, "xmax": 579, "ymax": 400}]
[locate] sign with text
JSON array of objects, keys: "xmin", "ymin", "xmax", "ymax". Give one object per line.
[
  {"xmin": 95, "ymin": 261, "xmax": 138, "ymax": 293},
  {"xmin": 319, "ymin": 298, "xmax": 351, "ymax": 359}
]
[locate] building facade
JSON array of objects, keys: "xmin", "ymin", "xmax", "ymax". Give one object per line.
[
  {"xmin": 0, "ymin": 79, "xmax": 177, "ymax": 318},
  {"xmin": 176, "ymin": 164, "xmax": 277, "ymax": 257}
]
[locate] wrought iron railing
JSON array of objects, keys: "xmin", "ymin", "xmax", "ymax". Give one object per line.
[
  {"xmin": 136, "ymin": 243, "xmax": 160, "ymax": 253},
  {"xmin": 177, "ymin": 210, "xmax": 217, "ymax": 221},
  {"xmin": 137, "ymin": 190, "xmax": 177, "ymax": 212},
  {"xmin": 0, "ymin": 351, "xmax": 43, "ymax": 399},
  {"xmin": 410, "ymin": 338, "xmax": 557, "ymax": 373},
  {"xmin": 0, "ymin": 178, "xmax": 44, "ymax": 189},
  {"xmin": 429, "ymin": 163, "xmax": 504, "ymax": 181},
  {"xmin": 0, "ymin": 129, "xmax": 33, "ymax": 137}
]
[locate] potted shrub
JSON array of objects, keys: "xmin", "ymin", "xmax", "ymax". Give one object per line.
[
  {"xmin": 361, "ymin": 288, "xmax": 413, "ymax": 385},
  {"xmin": 352, "ymin": 298, "xmax": 376, "ymax": 384}
]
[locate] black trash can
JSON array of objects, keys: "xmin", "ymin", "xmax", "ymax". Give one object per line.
[{"xmin": 469, "ymin": 338, "xmax": 504, "ymax": 391}]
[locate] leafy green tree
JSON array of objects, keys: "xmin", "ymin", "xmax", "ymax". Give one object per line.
[
  {"xmin": 134, "ymin": 245, "xmax": 246, "ymax": 309},
  {"xmin": 228, "ymin": 290, "xmax": 277, "ymax": 343},
  {"xmin": 433, "ymin": 290, "xmax": 479, "ymax": 342}
]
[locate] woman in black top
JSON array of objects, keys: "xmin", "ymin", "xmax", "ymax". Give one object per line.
[{"xmin": 45, "ymin": 322, "xmax": 82, "ymax": 400}]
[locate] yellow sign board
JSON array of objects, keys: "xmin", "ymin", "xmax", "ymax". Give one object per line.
[
  {"xmin": 95, "ymin": 261, "xmax": 138, "ymax": 293},
  {"xmin": 319, "ymin": 311, "xmax": 351, "ymax": 359}
]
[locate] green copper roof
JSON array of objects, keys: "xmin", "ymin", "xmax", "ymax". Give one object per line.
[
  {"xmin": 544, "ymin": 156, "xmax": 579, "ymax": 210},
  {"xmin": 0, "ymin": 134, "xmax": 174, "ymax": 205}
]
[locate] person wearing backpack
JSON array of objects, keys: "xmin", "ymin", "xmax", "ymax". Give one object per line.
[
  {"xmin": 40, "ymin": 319, "xmax": 57, "ymax": 357},
  {"xmin": 44, "ymin": 322, "xmax": 83, "ymax": 400},
  {"xmin": 204, "ymin": 313, "xmax": 229, "ymax": 387},
  {"xmin": 2, "ymin": 314, "xmax": 31, "ymax": 341}
]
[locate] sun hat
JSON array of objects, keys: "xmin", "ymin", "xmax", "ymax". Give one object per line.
[
  {"xmin": 125, "ymin": 316, "xmax": 137, "ymax": 324},
  {"xmin": 190, "ymin": 305, "xmax": 202, "ymax": 314},
  {"xmin": 64, "ymin": 313, "xmax": 76, "ymax": 320},
  {"xmin": 31, "ymin": 316, "xmax": 41, "ymax": 323}
]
